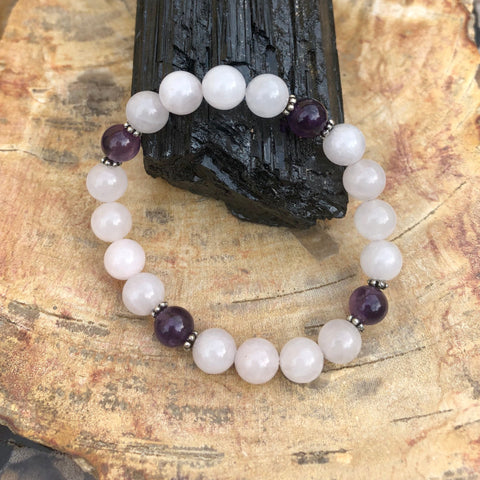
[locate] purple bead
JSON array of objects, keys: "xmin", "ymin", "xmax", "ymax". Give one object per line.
[
  {"xmin": 101, "ymin": 124, "xmax": 141, "ymax": 163},
  {"xmin": 286, "ymin": 98, "xmax": 328, "ymax": 138},
  {"xmin": 154, "ymin": 306, "xmax": 194, "ymax": 347},
  {"xmin": 349, "ymin": 285, "xmax": 388, "ymax": 325}
]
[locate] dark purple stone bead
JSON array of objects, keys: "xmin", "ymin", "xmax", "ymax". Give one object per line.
[
  {"xmin": 154, "ymin": 306, "xmax": 194, "ymax": 347},
  {"xmin": 101, "ymin": 124, "xmax": 141, "ymax": 163},
  {"xmin": 349, "ymin": 285, "xmax": 388, "ymax": 325},
  {"xmin": 286, "ymin": 98, "xmax": 328, "ymax": 138}
]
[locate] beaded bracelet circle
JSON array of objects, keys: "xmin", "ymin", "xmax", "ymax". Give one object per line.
[{"xmin": 86, "ymin": 66, "xmax": 402, "ymax": 385}]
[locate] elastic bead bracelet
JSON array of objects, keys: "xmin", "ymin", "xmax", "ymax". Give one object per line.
[{"xmin": 86, "ymin": 66, "xmax": 402, "ymax": 385}]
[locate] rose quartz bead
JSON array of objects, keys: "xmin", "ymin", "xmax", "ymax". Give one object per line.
[
  {"xmin": 323, "ymin": 123, "xmax": 366, "ymax": 166},
  {"xmin": 193, "ymin": 328, "xmax": 237, "ymax": 374},
  {"xmin": 235, "ymin": 338, "xmax": 279, "ymax": 384},
  {"xmin": 280, "ymin": 337, "xmax": 324, "ymax": 383},
  {"xmin": 122, "ymin": 272, "xmax": 165, "ymax": 316},
  {"xmin": 317, "ymin": 319, "xmax": 362, "ymax": 364},
  {"xmin": 360, "ymin": 240, "xmax": 403, "ymax": 281},
  {"xmin": 354, "ymin": 199, "xmax": 396, "ymax": 240},
  {"xmin": 86, "ymin": 164, "xmax": 128, "ymax": 202},
  {"xmin": 342, "ymin": 159, "xmax": 386, "ymax": 201},
  {"xmin": 104, "ymin": 239, "xmax": 145, "ymax": 280},
  {"xmin": 126, "ymin": 90, "xmax": 169, "ymax": 133},
  {"xmin": 91, "ymin": 202, "xmax": 132, "ymax": 242}
]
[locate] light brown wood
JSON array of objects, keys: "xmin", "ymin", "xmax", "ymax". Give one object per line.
[{"xmin": 1, "ymin": 1, "xmax": 479, "ymax": 479}]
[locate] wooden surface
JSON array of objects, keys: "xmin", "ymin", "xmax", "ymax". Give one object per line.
[{"xmin": 0, "ymin": 1, "xmax": 479, "ymax": 479}]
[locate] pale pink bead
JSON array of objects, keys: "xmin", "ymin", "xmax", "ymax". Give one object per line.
[
  {"xmin": 86, "ymin": 164, "xmax": 128, "ymax": 202},
  {"xmin": 235, "ymin": 338, "xmax": 279, "ymax": 384},
  {"xmin": 360, "ymin": 240, "xmax": 403, "ymax": 281},
  {"xmin": 317, "ymin": 319, "xmax": 362, "ymax": 364},
  {"xmin": 91, "ymin": 202, "xmax": 132, "ymax": 242},
  {"xmin": 193, "ymin": 328, "xmax": 237, "ymax": 374},
  {"xmin": 104, "ymin": 239, "xmax": 145, "ymax": 280},
  {"xmin": 342, "ymin": 159, "xmax": 386, "ymax": 201},
  {"xmin": 354, "ymin": 199, "xmax": 396, "ymax": 240},
  {"xmin": 122, "ymin": 272, "xmax": 165, "ymax": 316},
  {"xmin": 323, "ymin": 123, "xmax": 366, "ymax": 166},
  {"xmin": 280, "ymin": 337, "xmax": 324, "ymax": 383}
]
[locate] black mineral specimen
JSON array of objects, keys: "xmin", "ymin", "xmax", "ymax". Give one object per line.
[{"xmin": 132, "ymin": 0, "xmax": 346, "ymax": 228}]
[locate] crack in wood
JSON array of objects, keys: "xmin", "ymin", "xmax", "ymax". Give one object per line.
[
  {"xmin": 323, "ymin": 345, "xmax": 427, "ymax": 372},
  {"xmin": 392, "ymin": 180, "xmax": 468, "ymax": 241},
  {"xmin": 76, "ymin": 435, "xmax": 224, "ymax": 467},
  {"xmin": 391, "ymin": 409, "xmax": 454, "ymax": 423},
  {"xmin": 231, "ymin": 274, "xmax": 355, "ymax": 304}
]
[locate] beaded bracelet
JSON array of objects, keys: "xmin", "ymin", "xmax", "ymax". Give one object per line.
[{"xmin": 86, "ymin": 66, "xmax": 402, "ymax": 385}]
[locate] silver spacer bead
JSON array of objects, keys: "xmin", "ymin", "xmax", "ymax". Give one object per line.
[
  {"xmin": 151, "ymin": 302, "xmax": 168, "ymax": 317},
  {"xmin": 368, "ymin": 279, "xmax": 389, "ymax": 290},
  {"xmin": 101, "ymin": 156, "xmax": 121, "ymax": 167},
  {"xmin": 320, "ymin": 119, "xmax": 335, "ymax": 139},
  {"xmin": 283, "ymin": 94, "xmax": 297, "ymax": 116},
  {"xmin": 347, "ymin": 315, "xmax": 365, "ymax": 332},
  {"xmin": 123, "ymin": 122, "xmax": 141, "ymax": 137},
  {"xmin": 183, "ymin": 330, "xmax": 199, "ymax": 351}
]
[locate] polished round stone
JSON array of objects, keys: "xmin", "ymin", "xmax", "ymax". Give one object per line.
[
  {"xmin": 360, "ymin": 240, "xmax": 403, "ymax": 281},
  {"xmin": 343, "ymin": 158, "xmax": 386, "ymax": 201},
  {"xmin": 192, "ymin": 328, "xmax": 237, "ymax": 374},
  {"xmin": 159, "ymin": 71, "xmax": 203, "ymax": 115},
  {"xmin": 235, "ymin": 338, "xmax": 279, "ymax": 384},
  {"xmin": 280, "ymin": 337, "xmax": 324, "ymax": 383},
  {"xmin": 317, "ymin": 319, "xmax": 362, "ymax": 364},
  {"xmin": 103, "ymin": 239, "xmax": 145, "ymax": 280},
  {"xmin": 354, "ymin": 199, "xmax": 397, "ymax": 240},
  {"xmin": 349, "ymin": 285, "xmax": 388, "ymax": 325},
  {"xmin": 287, "ymin": 98, "xmax": 328, "ymax": 138},
  {"xmin": 86, "ymin": 164, "xmax": 128, "ymax": 202},
  {"xmin": 245, "ymin": 74, "xmax": 289, "ymax": 118},
  {"xmin": 101, "ymin": 124, "xmax": 141, "ymax": 163},
  {"xmin": 154, "ymin": 306, "xmax": 195, "ymax": 347},
  {"xmin": 323, "ymin": 123, "xmax": 366, "ymax": 166},
  {"xmin": 202, "ymin": 65, "xmax": 246, "ymax": 110},
  {"xmin": 91, "ymin": 202, "xmax": 132, "ymax": 242},
  {"xmin": 126, "ymin": 90, "xmax": 169, "ymax": 133},
  {"xmin": 122, "ymin": 272, "xmax": 165, "ymax": 316}
]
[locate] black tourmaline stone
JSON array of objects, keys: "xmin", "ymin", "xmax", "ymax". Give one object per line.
[{"xmin": 132, "ymin": 0, "xmax": 346, "ymax": 228}]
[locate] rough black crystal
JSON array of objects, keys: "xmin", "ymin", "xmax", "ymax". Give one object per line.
[{"xmin": 132, "ymin": 0, "xmax": 347, "ymax": 228}]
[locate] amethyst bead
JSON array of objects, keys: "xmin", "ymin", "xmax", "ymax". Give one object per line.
[
  {"xmin": 286, "ymin": 98, "xmax": 328, "ymax": 138},
  {"xmin": 154, "ymin": 306, "xmax": 195, "ymax": 347},
  {"xmin": 101, "ymin": 124, "xmax": 141, "ymax": 163},
  {"xmin": 349, "ymin": 285, "xmax": 388, "ymax": 325}
]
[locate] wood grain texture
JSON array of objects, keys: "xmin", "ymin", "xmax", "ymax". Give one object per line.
[{"xmin": 0, "ymin": 1, "xmax": 479, "ymax": 479}]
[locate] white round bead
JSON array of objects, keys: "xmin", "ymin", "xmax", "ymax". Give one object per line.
[
  {"xmin": 343, "ymin": 158, "xmax": 386, "ymax": 201},
  {"xmin": 280, "ymin": 337, "xmax": 324, "ymax": 384},
  {"xmin": 90, "ymin": 202, "xmax": 132, "ymax": 243},
  {"xmin": 235, "ymin": 338, "xmax": 279, "ymax": 384},
  {"xmin": 360, "ymin": 240, "xmax": 403, "ymax": 281},
  {"xmin": 202, "ymin": 65, "xmax": 246, "ymax": 110},
  {"xmin": 126, "ymin": 90, "xmax": 169, "ymax": 133},
  {"xmin": 317, "ymin": 319, "xmax": 362, "ymax": 365},
  {"xmin": 159, "ymin": 71, "xmax": 203, "ymax": 115},
  {"xmin": 192, "ymin": 328, "xmax": 237, "ymax": 374},
  {"xmin": 86, "ymin": 164, "xmax": 128, "ymax": 202},
  {"xmin": 354, "ymin": 199, "xmax": 397, "ymax": 240},
  {"xmin": 103, "ymin": 239, "xmax": 145, "ymax": 280},
  {"xmin": 245, "ymin": 74, "xmax": 289, "ymax": 118},
  {"xmin": 122, "ymin": 272, "xmax": 165, "ymax": 316},
  {"xmin": 323, "ymin": 123, "xmax": 366, "ymax": 166}
]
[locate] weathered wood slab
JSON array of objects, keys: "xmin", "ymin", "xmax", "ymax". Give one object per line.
[{"xmin": 0, "ymin": 1, "xmax": 479, "ymax": 479}]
